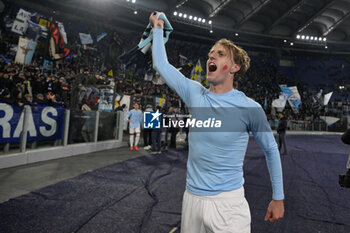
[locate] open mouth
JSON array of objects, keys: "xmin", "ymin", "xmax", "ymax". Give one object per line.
[{"xmin": 208, "ymin": 63, "xmax": 217, "ymax": 72}]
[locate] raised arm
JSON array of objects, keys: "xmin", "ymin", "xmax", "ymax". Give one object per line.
[{"xmin": 150, "ymin": 13, "xmax": 203, "ymax": 106}]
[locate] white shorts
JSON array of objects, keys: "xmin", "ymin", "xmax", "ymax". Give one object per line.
[
  {"xmin": 129, "ymin": 128, "xmax": 141, "ymax": 134},
  {"xmin": 181, "ymin": 186, "xmax": 251, "ymax": 233}
]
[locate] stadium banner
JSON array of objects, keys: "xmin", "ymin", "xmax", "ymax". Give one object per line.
[
  {"xmin": 0, "ymin": 103, "xmax": 65, "ymax": 143},
  {"xmin": 11, "ymin": 8, "xmax": 31, "ymax": 35},
  {"xmin": 15, "ymin": 37, "xmax": 37, "ymax": 65},
  {"xmin": 98, "ymin": 89, "xmax": 114, "ymax": 112},
  {"xmin": 49, "ymin": 18, "xmax": 70, "ymax": 60},
  {"xmin": 38, "ymin": 18, "xmax": 50, "ymax": 28},
  {"xmin": 27, "ymin": 20, "xmax": 42, "ymax": 41}
]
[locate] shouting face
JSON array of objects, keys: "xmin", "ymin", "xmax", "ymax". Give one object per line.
[{"xmin": 206, "ymin": 44, "xmax": 240, "ymax": 86}]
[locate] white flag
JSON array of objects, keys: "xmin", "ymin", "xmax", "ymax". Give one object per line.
[
  {"xmin": 58, "ymin": 22, "xmax": 68, "ymax": 44},
  {"xmin": 152, "ymin": 72, "xmax": 165, "ymax": 85},
  {"xmin": 79, "ymin": 33, "xmax": 93, "ymax": 45},
  {"xmin": 11, "ymin": 8, "xmax": 31, "ymax": 35},
  {"xmin": 323, "ymin": 92, "xmax": 333, "ymax": 105},
  {"xmin": 319, "ymin": 116, "xmax": 339, "ymax": 126},
  {"xmin": 272, "ymin": 94, "xmax": 288, "ymax": 112},
  {"xmin": 144, "ymin": 72, "xmax": 153, "ymax": 81}
]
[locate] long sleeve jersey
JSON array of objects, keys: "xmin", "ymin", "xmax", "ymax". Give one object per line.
[{"xmin": 152, "ymin": 29, "xmax": 284, "ymax": 200}]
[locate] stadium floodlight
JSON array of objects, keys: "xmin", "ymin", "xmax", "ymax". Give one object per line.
[
  {"xmin": 171, "ymin": 12, "xmax": 211, "ymax": 30},
  {"xmin": 210, "ymin": 30, "xmax": 213, "ymax": 33},
  {"xmin": 126, "ymin": 0, "xmax": 130, "ymax": 2},
  {"xmin": 295, "ymin": 33, "xmax": 327, "ymax": 46},
  {"xmin": 131, "ymin": 0, "xmax": 136, "ymax": 3},
  {"xmin": 209, "ymin": 20, "xmax": 212, "ymax": 24},
  {"xmin": 284, "ymin": 39, "xmax": 287, "ymax": 42},
  {"xmin": 325, "ymin": 46, "xmax": 328, "ymax": 49},
  {"xmin": 134, "ymin": 10, "xmax": 137, "ymax": 14},
  {"xmin": 290, "ymin": 42, "xmax": 294, "ymax": 46},
  {"xmin": 235, "ymin": 33, "xmax": 238, "ymax": 36}
]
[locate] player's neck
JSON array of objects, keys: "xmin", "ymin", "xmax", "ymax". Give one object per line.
[{"xmin": 209, "ymin": 81, "xmax": 233, "ymax": 94}]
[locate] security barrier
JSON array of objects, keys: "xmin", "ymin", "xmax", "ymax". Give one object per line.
[{"xmin": 0, "ymin": 104, "xmax": 125, "ymax": 169}]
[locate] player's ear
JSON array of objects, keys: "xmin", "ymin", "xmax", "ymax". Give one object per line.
[{"xmin": 230, "ymin": 64, "xmax": 240, "ymax": 74}]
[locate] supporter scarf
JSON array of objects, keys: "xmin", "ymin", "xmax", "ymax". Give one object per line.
[{"xmin": 118, "ymin": 12, "xmax": 173, "ymax": 75}]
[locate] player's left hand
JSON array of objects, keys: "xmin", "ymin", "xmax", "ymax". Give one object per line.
[{"xmin": 264, "ymin": 200, "xmax": 284, "ymax": 222}]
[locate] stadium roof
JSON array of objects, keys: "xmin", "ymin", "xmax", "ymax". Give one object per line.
[{"xmin": 16, "ymin": 0, "xmax": 350, "ymax": 53}]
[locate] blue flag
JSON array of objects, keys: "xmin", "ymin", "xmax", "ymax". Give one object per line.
[
  {"xmin": 0, "ymin": 55, "xmax": 12, "ymax": 64},
  {"xmin": 279, "ymin": 85, "xmax": 292, "ymax": 98},
  {"xmin": 27, "ymin": 20, "xmax": 42, "ymax": 41},
  {"xmin": 279, "ymin": 85, "xmax": 301, "ymax": 113},
  {"xmin": 43, "ymin": 59, "xmax": 53, "ymax": 71},
  {"xmin": 97, "ymin": 32, "xmax": 107, "ymax": 42}
]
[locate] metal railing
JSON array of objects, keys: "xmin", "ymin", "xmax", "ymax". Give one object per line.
[{"xmin": 269, "ymin": 118, "xmax": 348, "ymax": 132}]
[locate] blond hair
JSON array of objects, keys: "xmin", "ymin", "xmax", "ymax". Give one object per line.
[{"xmin": 214, "ymin": 39, "xmax": 250, "ymax": 88}]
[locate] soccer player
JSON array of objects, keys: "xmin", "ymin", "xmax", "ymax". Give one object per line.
[
  {"xmin": 126, "ymin": 103, "xmax": 142, "ymax": 151},
  {"xmin": 150, "ymin": 13, "xmax": 284, "ymax": 233}
]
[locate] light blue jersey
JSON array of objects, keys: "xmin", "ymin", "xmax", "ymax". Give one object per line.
[
  {"xmin": 126, "ymin": 109, "xmax": 142, "ymax": 129},
  {"xmin": 152, "ymin": 29, "xmax": 284, "ymax": 200}
]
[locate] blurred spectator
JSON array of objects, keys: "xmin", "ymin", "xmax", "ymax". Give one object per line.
[{"xmin": 143, "ymin": 104, "xmax": 153, "ymax": 149}]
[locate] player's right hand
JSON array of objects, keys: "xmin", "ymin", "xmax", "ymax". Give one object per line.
[{"xmin": 149, "ymin": 12, "xmax": 164, "ymax": 29}]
